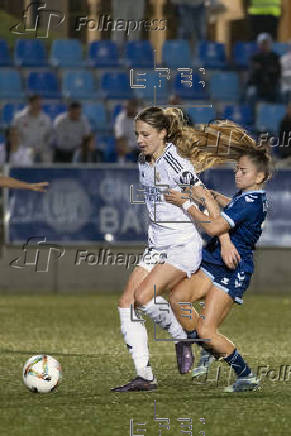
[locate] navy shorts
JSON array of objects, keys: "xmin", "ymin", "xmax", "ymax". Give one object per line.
[{"xmin": 200, "ymin": 260, "xmax": 252, "ymax": 305}]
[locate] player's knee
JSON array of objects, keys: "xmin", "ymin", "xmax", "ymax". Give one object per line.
[{"xmin": 134, "ymin": 288, "xmax": 147, "ymax": 307}]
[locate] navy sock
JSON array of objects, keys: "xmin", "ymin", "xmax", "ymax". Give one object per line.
[
  {"xmin": 186, "ymin": 330, "xmax": 200, "ymax": 341},
  {"xmin": 186, "ymin": 330, "xmax": 221, "ymax": 359},
  {"xmin": 224, "ymin": 349, "xmax": 252, "ymax": 378}
]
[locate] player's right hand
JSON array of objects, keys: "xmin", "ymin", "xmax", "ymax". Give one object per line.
[
  {"xmin": 220, "ymin": 242, "xmax": 240, "ymax": 270},
  {"xmin": 29, "ymin": 182, "xmax": 49, "ymax": 192}
]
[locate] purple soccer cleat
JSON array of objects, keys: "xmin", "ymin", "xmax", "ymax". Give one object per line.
[
  {"xmin": 175, "ymin": 341, "xmax": 194, "ymax": 374},
  {"xmin": 111, "ymin": 376, "xmax": 157, "ymax": 392}
]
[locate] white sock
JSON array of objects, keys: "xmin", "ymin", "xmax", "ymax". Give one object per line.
[
  {"xmin": 118, "ymin": 307, "xmax": 154, "ymax": 380},
  {"xmin": 141, "ymin": 297, "xmax": 187, "ymax": 340}
]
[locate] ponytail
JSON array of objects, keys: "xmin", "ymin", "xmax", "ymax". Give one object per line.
[{"xmin": 136, "ymin": 106, "xmax": 262, "ymax": 173}]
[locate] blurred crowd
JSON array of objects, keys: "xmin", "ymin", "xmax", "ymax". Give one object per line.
[{"xmin": 1, "ymin": 0, "xmax": 290, "ymax": 166}]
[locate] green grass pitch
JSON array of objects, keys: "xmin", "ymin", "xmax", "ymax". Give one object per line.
[{"xmin": 0, "ymin": 293, "xmax": 291, "ymax": 436}]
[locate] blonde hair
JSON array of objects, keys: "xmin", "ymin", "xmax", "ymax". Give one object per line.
[{"xmin": 136, "ymin": 106, "xmax": 261, "ymax": 173}]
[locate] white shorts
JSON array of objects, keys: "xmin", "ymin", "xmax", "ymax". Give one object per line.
[{"xmin": 138, "ymin": 239, "xmax": 202, "ymax": 278}]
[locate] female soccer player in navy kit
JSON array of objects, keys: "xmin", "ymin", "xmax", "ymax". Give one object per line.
[
  {"xmin": 166, "ymin": 146, "xmax": 272, "ymax": 392},
  {"xmin": 112, "ymin": 107, "xmax": 256, "ymax": 392}
]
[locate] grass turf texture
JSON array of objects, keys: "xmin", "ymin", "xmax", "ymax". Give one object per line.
[{"xmin": 0, "ymin": 293, "xmax": 290, "ymax": 436}]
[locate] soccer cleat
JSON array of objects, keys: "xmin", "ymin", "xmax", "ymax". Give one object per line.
[
  {"xmin": 224, "ymin": 375, "xmax": 260, "ymax": 393},
  {"xmin": 111, "ymin": 376, "xmax": 157, "ymax": 392},
  {"xmin": 175, "ymin": 341, "xmax": 194, "ymax": 374},
  {"xmin": 192, "ymin": 350, "xmax": 215, "ymax": 378}
]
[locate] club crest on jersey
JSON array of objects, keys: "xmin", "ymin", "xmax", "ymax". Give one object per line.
[
  {"xmin": 155, "ymin": 171, "xmax": 161, "ymax": 183},
  {"xmin": 180, "ymin": 171, "xmax": 194, "ymax": 185},
  {"xmin": 221, "ymin": 277, "xmax": 230, "ymax": 285}
]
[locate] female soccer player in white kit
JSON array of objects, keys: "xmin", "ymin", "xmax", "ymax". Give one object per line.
[{"xmin": 111, "ymin": 107, "xmax": 242, "ymax": 392}]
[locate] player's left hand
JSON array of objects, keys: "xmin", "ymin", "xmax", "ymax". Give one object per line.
[
  {"xmin": 29, "ymin": 182, "xmax": 49, "ymax": 192},
  {"xmin": 164, "ymin": 189, "xmax": 189, "ymax": 206},
  {"xmin": 220, "ymin": 242, "xmax": 240, "ymax": 270}
]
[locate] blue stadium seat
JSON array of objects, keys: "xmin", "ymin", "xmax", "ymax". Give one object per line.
[
  {"xmin": 50, "ymin": 39, "xmax": 83, "ymax": 67},
  {"xmin": 162, "ymin": 40, "xmax": 191, "ymax": 68},
  {"xmin": 233, "ymin": 42, "xmax": 257, "ymax": 68},
  {"xmin": 134, "ymin": 71, "xmax": 169, "ymax": 101},
  {"xmin": 82, "ymin": 102, "xmax": 107, "ymax": 131},
  {"xmin": 27, "ymin": 71, "xmax": 60, "ymax": 99},
  {"xmin": 62, "ymin": 71, "xmax": 98, "ymax": 99},
  {"xmin": 95, "ymin": 134, "xmax": 116, "ymax": 162},
  {"xmin": 272, "ymin": 42, "xmax": 289, "ymax": 57},
  {"xmin": 125, "ymin": 40, "xmax": 154, "ymax": 68},
  {"xmin": 256, "ymin": 103, "xmax": 286, "ymax": 133},
  {"xmin": 174, "ymin": 72, "xmax": 208, "ymax": 100},
  {"xmin": 198, "ymin": 41, "xmax": 226, "ymax": 69},
  {"xmin": 0, "ymin": 39, "xmax": 12, "ymax": 66},
  {"xmin": 0, "ymin": 70, "xmax": 24, "ymax": 99},
  {"xmin": 209, "ymin": 72, "xmax": 239, "ymax": 102},
  {"xmin": 1, "ymin": 103, "xmax": 25, "ymax": 127},
  {"xmin": 96, "ymin": 134, "xmax": 136, "ymax": 163},
  {"xmin": 187, "ymin": 106, "xmax": 216, "ymax": 125},
  {"xmin": 223, "ymin": 104, "xmax": 253, "ymax": 127},
  {"xmin": 100, "ymin": 72, "xmax": 133, "ymax": 100},
  {"xmin": 42, "ymin": 103, "xmax": 67, "ymax": 120},
  {"xmin": 87, "ymin": 40, "xmax": 119, "ymax": 67},
  {"xmin": 14, "ymin": 39, "xmax": 47, "ymax": 67}
]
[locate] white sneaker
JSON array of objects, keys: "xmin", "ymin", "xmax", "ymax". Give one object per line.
[
  {"xmin": 192, "ymin": 354, "xmax": 214, "ymax": 379},
  {"xmin": 224, "ymin": 375, "xmax": 260, "ymax": 393}
]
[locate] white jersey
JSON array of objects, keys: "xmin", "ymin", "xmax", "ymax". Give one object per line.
[{"xmin": 138, "ymin": 142, "xmax": 202, "ymax": 248}]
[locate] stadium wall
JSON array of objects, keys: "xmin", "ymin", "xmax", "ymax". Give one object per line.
[{"xmin": 0, "ymin": 246, "xmax": 290, "ymax": 294}]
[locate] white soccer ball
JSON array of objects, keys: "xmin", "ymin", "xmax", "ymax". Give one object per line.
[{"xmin": 23, "ymin": 354, "xmax": 62, "ymax": 393}]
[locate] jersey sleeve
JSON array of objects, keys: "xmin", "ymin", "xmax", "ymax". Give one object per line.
[
  {"xmin": 221, "ymin": 196, "xmax": 261, "ymax": 228},
  {"xmin": 173, "ymin": 158, "xmax": 203, "ymax": 189}
]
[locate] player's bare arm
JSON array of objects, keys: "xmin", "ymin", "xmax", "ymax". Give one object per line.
[
  {"xmin": 165, "ymin": 188, "xmax": 230, "ymax": 236},
  {"xmin": 218, "ymin": 233, "xmax": 240, "ymax": 269},
  {"xmin": 0, "ymin": 177, "xmax": 49, "ymax": 192},
  {"xmin": 210, "ymin": 190, "xmax": 232, "ymax": 207},
  {"xmin": 165, "ymin": 187, "xmax": 240, "ymax": 268}
]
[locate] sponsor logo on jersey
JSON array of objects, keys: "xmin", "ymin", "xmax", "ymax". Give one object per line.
[{"xmin": 245, "ymin": 196, "xmax": 255, "ymax": 202}]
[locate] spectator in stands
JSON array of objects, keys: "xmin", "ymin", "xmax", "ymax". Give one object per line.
[
  {"xmin": 171, "ymin": 0, "xmax": 207, "ymax": 44},
  {"xmin": 73, "ymin": 134, "xmax": 102, "ymax": 163},
  {"xmin": 53, "ymin": 102, "xmax": 91, "ymax": 163},
  {"xmin": 278, "ymin": 103, "xmax": 291, "ymax": 163},
  {"xmin": 12, "ymin": 95, "xmax": 52, "ymax": 163},
  {"xmin": 248, "ymin": 0, "xmax": 281, "ymax": 40},
  {"xmin": 171, "ymin": 1, "xmax": 222, "ymax": 47},
  {"xmin": 5, "ymin": 127, "xmax": 33, "ymax": 166},
  {"xmin": 114, "ymin": 99, "xmax": 140, "ymax": 163},
  {"xmin": 281, "ymin": 42, "xmax": 291, "ymax": 104},
  {"xmin": 111, "ymin": 0, "xmax": 145, "ymax": 44},
  {"xmin": 247, "ymin": 33, "xmax": 281, "ymax": 103}
]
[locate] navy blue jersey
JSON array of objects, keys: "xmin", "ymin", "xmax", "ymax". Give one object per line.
[{"xmin": 202, "ymin": 190, "xmax": 267, "ymax": 273}]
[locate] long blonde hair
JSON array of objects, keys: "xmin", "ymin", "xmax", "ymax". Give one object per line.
[{"xmin": 136, "ymin": 106, "xmax": 259, "ymax": 173}]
